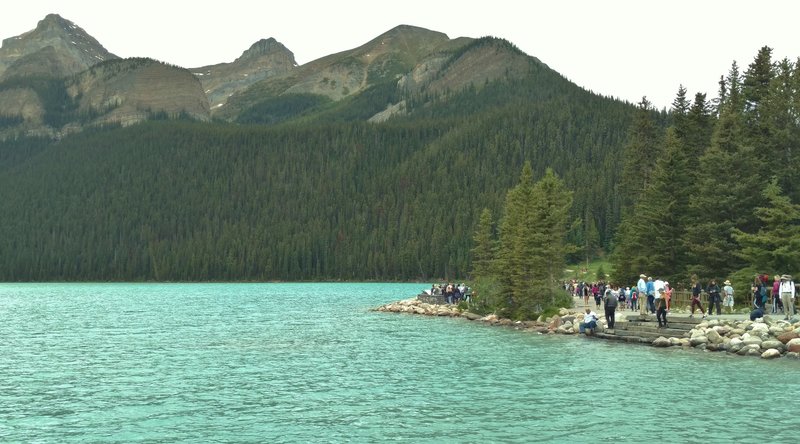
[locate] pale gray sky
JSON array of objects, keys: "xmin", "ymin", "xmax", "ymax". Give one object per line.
[{"xmin": 2, "ymin": 0, "xmax": 799, "ymax": 109}]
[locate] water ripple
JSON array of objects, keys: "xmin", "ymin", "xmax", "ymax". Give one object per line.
[{"xmin": 1, "ymin": 283, "xmax": 798, "ymax": 443}]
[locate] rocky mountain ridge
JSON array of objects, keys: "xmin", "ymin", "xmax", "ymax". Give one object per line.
[
  {"xmin": 0, "ymin": 14, "xmax": 554, "ymax": 138},
  {"xmin": 0, "ymin": 13, "xmax": 117, "ymax": 80}
]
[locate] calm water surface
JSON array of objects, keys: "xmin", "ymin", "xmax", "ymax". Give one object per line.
[{"xmin": 0, "ymin": 283, "xmax": 798, "ymax": 443}]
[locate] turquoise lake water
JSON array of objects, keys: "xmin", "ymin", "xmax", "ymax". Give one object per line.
[{"xmin": 1, "ymin": 282, "xmax": 798, "ymax": 443}]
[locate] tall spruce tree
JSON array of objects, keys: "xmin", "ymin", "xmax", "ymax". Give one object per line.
[
  {"xmin": 495, "ymin": 163, "xmax": 573, "ymax": 317},
  {"xmin": 762, "ymin": 57, "xmax": 800, "ymax": 200},
  {"xmin": 528, "ymin": 168, "xmax": 573, "ymax": 305},
  {"xmin": 496, "ymin": 162, "xmax": 537, "ymax": 312},
  {"xmin": 732, "ymin": 178, "xmax": 800, "ymax": 274},
  {"xmin": 684, "ymin": 100, "xmax": 758, "ymax": 279},
  {"xmin": 612, "ymin": 128, "xmax": 690, "ymax": 285},
  {"xmin": 470, "ymin": 208, "xmax": 496, "ymax": 280},
  {"xmin": 619, "ymin": 97, "xmax": 663, "ymax": 211}
]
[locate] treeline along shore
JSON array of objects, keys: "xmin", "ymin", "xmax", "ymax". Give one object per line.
[{"xmin": 374, "ymin": 296, "xmax": 800, "ymax": 361}]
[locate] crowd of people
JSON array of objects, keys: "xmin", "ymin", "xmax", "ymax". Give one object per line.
[
  {"xmin": 424, "ymin": 282, "xmax": 471, "ymax": 304},
  {"xmin": 571, "ymin": 272, "xmax": 797, "ymax": 334}
]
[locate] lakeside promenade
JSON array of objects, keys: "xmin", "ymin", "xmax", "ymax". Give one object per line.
[{"xmin": 376, "ymin": 292, "xmax": 800, "ymax": 359}]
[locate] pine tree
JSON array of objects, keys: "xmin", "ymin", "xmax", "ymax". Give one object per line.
[
  {"xmin": 495, "ymin": 163, "xmax": 573, "ymax": 317},
  {"xmin": 733, "ymin": 178, "xmax": 800, "ymax": 273},
  {"xmin": 619, "ymin": 97, "xmax": 663, "ymax": 211},
  {"xmin": 611, "ymin": 128, "xmax": 690, "ymax": 285},
  {"xmin": 470, "ymin": 208, "xmax": 496, "ymax": 280},
  {"xmin": 683, "ymin": 101, "xmax": 759, "ymax": 279},
  {"xmin": 528, "ymin": 168, "xmax": 574, "ymax": 306},
  {"xmin": 496, "ymin": 162, "xmax": 537, "ymax": 312}
]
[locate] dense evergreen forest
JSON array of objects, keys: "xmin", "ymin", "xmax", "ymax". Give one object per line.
[
  {"xmin": 0, "ymin": 68, "xmax": 637, "ymax": 281},
  {"xmin": 612, "ymin": 47, "xmax": 800, "ymax": 293}
]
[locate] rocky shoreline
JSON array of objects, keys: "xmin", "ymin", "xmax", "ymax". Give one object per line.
[{"xmin": 374, "ymin": 297, "xmax": 800, "ymax": 360}]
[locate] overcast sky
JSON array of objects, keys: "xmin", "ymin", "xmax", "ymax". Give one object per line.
[{"xmin": 2, "ymin": 0, "xmax": 799, "ymax": 109}]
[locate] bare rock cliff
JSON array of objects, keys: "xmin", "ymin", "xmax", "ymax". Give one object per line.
[{"xmin": 0, "ymin": 13, "xmax": 117, "ymax": 80}]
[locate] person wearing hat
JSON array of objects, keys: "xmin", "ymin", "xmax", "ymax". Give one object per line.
[
  {"xmin": 779, "ymin": 274, "xmax": 795, "ymax": 320},
  {"xmin": 636, "ymin": 274, "xmax": 647, "ymax": 315},
  {"xmin": 723, "ymin": 280, "xmax": 735, "ymax": 313}
]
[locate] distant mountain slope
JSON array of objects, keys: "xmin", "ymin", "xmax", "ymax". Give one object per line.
[
  {"xmin": 191, "ymin": 38, "xmax": 297, "ymax": 112},
  {"xmin": 0, "ymin": 13, "xmax": 117, "ymax": 80},
  {"xmin": 67, "ymin": 58, "xmax": 211, "ymax": 126},
  {"xmin": 214, "ymin": 25, "xmax": 472, "ymax": 121}
]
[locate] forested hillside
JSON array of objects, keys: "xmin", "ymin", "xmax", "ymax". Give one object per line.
[
  {"xmin": 0, "ymin": 72, "xmax": 636, "ymax": 281},
  {"xmin": 612, "ymin": 47, "xmax": 800, "ymax": 290}
]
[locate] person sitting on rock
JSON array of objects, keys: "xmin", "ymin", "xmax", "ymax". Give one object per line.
[
  {"xmin": 579, "ymin": 308, "xmax": 598, "ymax": 334},
  {"xmin": 749, "ymin": 306, "xmax": 765, "ymax": 321}
]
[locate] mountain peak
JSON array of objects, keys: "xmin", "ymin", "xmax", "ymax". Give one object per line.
[
  {"xmin": 38, "ymin": 13, "xmax": 73, "ymax": 30},
  {"xmin": 0, "ymin": 14, "xmax": 117, "ymax": 79},
  {"xmin": 236, "ymin": 38, "xmax": 296, "ymax": 64}
]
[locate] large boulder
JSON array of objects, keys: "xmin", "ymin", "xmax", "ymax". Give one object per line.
[
  {"xmin": 738, "ymin": 344, "xmax": 762, "ymax": 356},
  {"xmin": 652, "ymin": 336, "xmax": 671, "ymax": 347},
  {"xmin": 728, "ymin": 338, "xmax": 744, "ymax": 354},
  {"xmin": 778, "ymin": 331, "xmax": 799, "ymax": 344},
  {"xmin": 786, "ymin": 338, "xmax": 800, "ymax": 353},
  {"xmin": 690, "ymin": 336, "xmax": 709, "ymax": 347},
  {"xmin": 761, "ymin": 339, "xmax": 786, "ymax": 352},
  {"xmin": 706, "ymin": 329, "xmax": 723, "ymax": 344},
  {"xmin": 761, "ymin": 349, "xmax": 782, "ymax": 359},
  {"xmin": 750, "ymin": 323, "xmax": 770, "ymax": 339},
  {"xmin": 742, "ymin": 334, "xmax": 763, "ymax": 347}
]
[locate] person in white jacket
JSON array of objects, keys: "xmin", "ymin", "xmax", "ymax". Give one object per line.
[{"xmin": 779, "ymin": 275, "xmax": 795, "ymax": 320}]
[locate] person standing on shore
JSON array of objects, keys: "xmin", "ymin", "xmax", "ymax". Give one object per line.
[
  {"xmin": 723, "ymin": 280, "xmax": 735, "ymax": 314},
  {"xmin": 706, "ymin": 279, "xmax": 722, "ymax": 316},
  {"xmin": 772, "ymin": 275, "xmax": 783, "ymax": 314},
  {"xmin": 637, "ymin": 274, "xmax": 647, "ymax": 315},
  {"xmin": 603, "ymin": 285, "xmax": 618, "ymax": 329},
  {"xmin": 664, "ymin": 281, "xmax": 672, "ymax": 312},
  {"xmin": 653, "ymin": 277, "xmax": 665, "ymax": 315},
  {"xmin": 690, "ymin": 276, "xmax": 706, "ymax": 319},
  {"xmin": 655, "ymin": 289, "xmax": 668, "ymax": 328},
  {"xmin": 779, "ymin": 275, "xmax": 795, "ymax": 320},
  {"xmin": 752, "ymin": 275, "xmax": 767, "ymax": 309},
  {"xmin": 646, "ymin": 277, "xmax": 656, "ymax": 314}
]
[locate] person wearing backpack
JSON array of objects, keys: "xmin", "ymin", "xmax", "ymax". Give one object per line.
[{"xmin": 603, "ymin": 285, "xmax": 618, "ymax": 329}]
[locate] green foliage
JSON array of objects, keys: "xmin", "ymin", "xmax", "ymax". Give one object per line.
[
  {"xmin": 732, "ymin": 178, "xmax": 800, "ymax": 274},
  {"xmin": 611, "ymin": 46, "xmax": 800, "ymax": 290},
  {"xmin": 236, "ymin": 94, "xmax": 331, "ymax": 124},
  {"xmin": 470, "ymin": 208, "xmax": 496, "ymax": 280},
  {"xmin": 0, "ymin": 76, "xmax": 77, "ymax": 127},
  {"xmin": 0, "ymin": 50, "xmax": 635, "ymax": 282},
  {"xmin": 595, "ymin": 265, "xmax": 606, "ymax": 282},
  {"xmin": 481, "ymin": 163, "xmax": 574, "ymax": 319},
  {"xmin": 0, "ymin": 115, "xmax": 23, "ymax": 129}
]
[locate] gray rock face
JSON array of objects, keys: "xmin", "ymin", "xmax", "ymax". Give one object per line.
[
  {"xmin": 652, "ymin": 336, "xmax": 671, "ymax": 347},
  {"xmin": 192, "ymin": 38, "xmax": 297, "ymax": 113},
  {"xmin": 0, "ymin": 14, "xmax": 117, "ymax": 79}
]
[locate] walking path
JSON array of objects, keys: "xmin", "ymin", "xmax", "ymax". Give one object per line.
[{"xmin": 570, "ymin": 295, "xmax": 783, "ymax": 323}]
